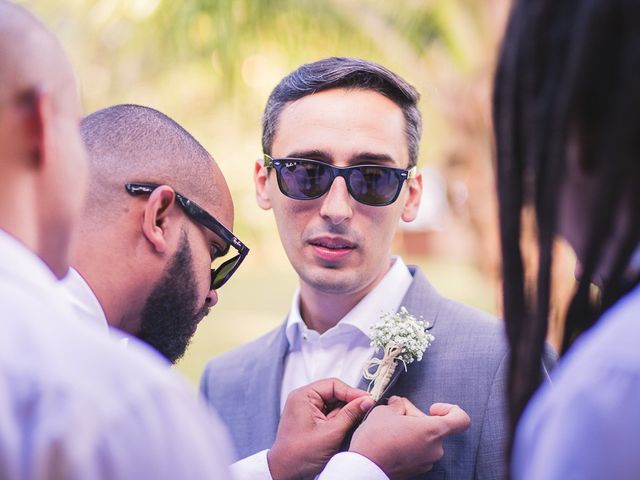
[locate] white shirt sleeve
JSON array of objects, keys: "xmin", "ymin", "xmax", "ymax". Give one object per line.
[
  {"xmin": 318, "ymin": 452, "xmax": 388, "ymax": 480},
  {"xmin": 229, "ymin": 450, "xmax": 388, "ymax": 480},
  {"xmin": 231, "ymin": 449, "xmax": 272, "ymax": 480}
]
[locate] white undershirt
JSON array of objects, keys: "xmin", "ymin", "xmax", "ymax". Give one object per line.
[{"xmin": 280, "ymin": 256, "xmax": 414, "ymax": 410}]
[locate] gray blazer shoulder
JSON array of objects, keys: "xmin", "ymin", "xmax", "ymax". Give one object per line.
[
  {"xmin": 201, "ymin": 325, "xmax": 285, "ymax": 392},
  {"xmin": 201, "ymin": 323, "xmax": 288, "ymax": 458}
]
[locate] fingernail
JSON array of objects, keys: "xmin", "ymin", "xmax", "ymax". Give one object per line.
[{"xmin": 360, "ymin": 397, "xmax": 375, "ymax": 412}]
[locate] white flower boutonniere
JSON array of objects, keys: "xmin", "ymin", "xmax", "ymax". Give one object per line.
[{"xmin": 363, "ymin": 306, "xmax": 435, "ymax": 401}]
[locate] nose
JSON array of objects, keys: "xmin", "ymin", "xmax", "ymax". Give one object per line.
[
  {"xmin": 205, "ymin": 287, "xmax": 218, "ymax": 307},
  {"xmin": 319, "ymin": 177, "xmax": 353, "ymax": 225}
]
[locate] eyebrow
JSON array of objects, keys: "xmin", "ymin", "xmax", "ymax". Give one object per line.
[{"xmin": 285, "ymin": 149, "xmax": 396, "ymax": 165}]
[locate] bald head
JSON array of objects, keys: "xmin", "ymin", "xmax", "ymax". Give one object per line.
[
  {"xmin": 75, "ymin": 105, "xmax": 236, "ymax": 348},
  {"xmin": 0, "ymin": 1, "xmax": 85, "ymax": 278},
  {"xmin": 0, "ymin": 1, "xmax": 75, "ymax": 111},
  {"xmin": 80, "ymin": 104, "xmax": 231, "ymax": 223}
]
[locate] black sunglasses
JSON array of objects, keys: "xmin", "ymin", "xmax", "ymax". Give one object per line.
[
  {"xmin": 263, "ymin": 154, "xmax": 417, "ymax": 207},
  {"xmin": 125, "ymin": 182, "xmax": 249, "ymax": 290}
]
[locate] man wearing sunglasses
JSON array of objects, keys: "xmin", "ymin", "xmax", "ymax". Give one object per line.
[
  {"xmin": 202, "ymin": 57, "xmax": 520, "ymax": 479},
  {"xmin": 60, "ymin": 104, "xmax": 248, "ymax": 364}
]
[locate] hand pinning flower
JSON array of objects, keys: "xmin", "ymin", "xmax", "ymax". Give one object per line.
[{"xmin": 363, "ymin": 307, "xmax": 434, "ymax": 401}]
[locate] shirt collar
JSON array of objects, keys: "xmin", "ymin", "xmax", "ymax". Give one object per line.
[
  {"xmin": 285, "ymin": 256, "xmax": 414, "ymax": 347},
  {"xmin": 60, "ymin": 267, "xmax": 109, "ymax": 331}
]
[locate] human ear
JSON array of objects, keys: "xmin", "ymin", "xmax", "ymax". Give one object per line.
[
  {"xmin": 254, "ymin": 159, "xmax": 272, "ymax": 210},
  {"xmin": 18, "ymin": 87, "xmax": 50, "ymax": 168},
  {"xmin": 401, "ymin": 170, "xmax": 423, "ymax": 222},
  {"xmin": 140, "ymin": 186, "xmax": 180, "ymax": 254}
]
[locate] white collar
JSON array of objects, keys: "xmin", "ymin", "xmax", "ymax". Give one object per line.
[
  {"xmin": 285, "ymin": 256, "xmax": 414, "ymax": 347},
  {"xmin": 60, "ymin": 267, "xmax": 108, "ymax": 332}
]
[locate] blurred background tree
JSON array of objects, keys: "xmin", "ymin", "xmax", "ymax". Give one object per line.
[{"xmin": 23, "ymin": 0, "xmax": 573, "ymax": 384}]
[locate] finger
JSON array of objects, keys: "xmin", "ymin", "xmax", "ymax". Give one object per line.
[
  {"xmin": 330, "ymin": 396, "xmax": 372, "ymax": 430},
  {"xmin": 429, "ymin": 403, "xmax": 454, "ymax": 417},
  {"xmin": 386, "ymin": 396, "xmax": 408, "ymax": 415},
  {"xmin": 436, "ymin": 405, "xmax": 471, "ymax": 435},
  {"xmin": 398, "ymin": 397, "xmax": 427, "ymax": 418},
  {"xmin": 310, "ymin": 378, "xmax": 368, "ymax": 405}
]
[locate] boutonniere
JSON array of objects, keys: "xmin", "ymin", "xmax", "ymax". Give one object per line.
[{"xmin": 363, "ymin": 307, "xmax": 434, "ymax": 401}]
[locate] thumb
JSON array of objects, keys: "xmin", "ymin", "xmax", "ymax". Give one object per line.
[
  {"xmin": 431, "ymin": 404, "xmax": 471, "ymax": 435},
  {"xmin": 330, "ymin": 396, "xmax": 374, "ymax": 431},
  {"xmin": 386, "ymin": 395, "xmax": 408, "ymax": 415},
  {"xmin": 429, "ymin": 402, "xmax": 455, "ymax": 417}
]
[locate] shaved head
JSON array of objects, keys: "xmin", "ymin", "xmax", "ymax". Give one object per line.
[
  {"xmin": 80, "ymin": 104, "xmax": 231, "ymax": 223},
  {"xmin": 75, "ymin": 104, "xmax": 236, "ymax": 361},
  {"xmin": 0, "ymin": 1, "xmax": 75, "ymax": 111},
  {"xmin": 0, "ymin": 1, "xmax": 85, "ymax": 278}
]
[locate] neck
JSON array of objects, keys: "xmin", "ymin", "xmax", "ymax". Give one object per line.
[
  {"xmin": 298, "ymin": 260, "xmax": 393, "ymax": 334},
  {"xmin": 72, "ymin": 229, "xmax": 148, "ymax": 333},
  {"xmin": 298, "ymin": 288, "xmax": 363, "ymax": 334},
  {"xmin": 0, "ymin": 173, "xmax": 66, "ymax": 278}
]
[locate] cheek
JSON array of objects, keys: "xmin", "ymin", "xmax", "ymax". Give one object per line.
[
  {"xmin": 360, "ymin": 207, "xmax": 402, "ymax": 253},
  {"xmin": 191, "ymin": 242, "xmax": 213, "ymax": 297},
  {"xmin": 271, "ymin": 198, "xmax": 314, "ymax": 241}
]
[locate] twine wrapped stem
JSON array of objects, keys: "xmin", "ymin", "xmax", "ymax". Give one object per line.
[{"xmin": 363, "ymin": 343, "xmax": 407, "ymax": 401}]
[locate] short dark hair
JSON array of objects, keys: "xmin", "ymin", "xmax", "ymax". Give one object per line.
[
  {"xmin": 494, "ymin": 0, "xmax": 640, "ymax": 449},
  {"xmin": 262, "ymin": 57, "xmax": 422, "ymax": 167}
]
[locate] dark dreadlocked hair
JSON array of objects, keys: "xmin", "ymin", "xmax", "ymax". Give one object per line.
[{"xmin": 493, "ymin": 0, "xmax": 640, "ymax": 454}]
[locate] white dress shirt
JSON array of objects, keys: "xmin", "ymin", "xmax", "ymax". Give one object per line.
[
  {"xmin": 0, "ymin": 229, "xmax": 234, "ymax": 479},
  {"xmin": 281, "ymin": 256, "xmax": 414, "ymax": 407}
]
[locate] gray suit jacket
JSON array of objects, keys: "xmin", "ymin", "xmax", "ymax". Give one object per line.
[{"xmin": 201, "ymin": 266, "xmax": 547, "ymax": 479}]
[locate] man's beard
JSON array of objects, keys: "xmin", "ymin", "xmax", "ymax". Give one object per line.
[{"xmin": 136, "ymin": 232, "xmax": 210, "ymax": 363}]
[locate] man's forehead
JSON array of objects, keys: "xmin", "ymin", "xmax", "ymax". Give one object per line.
[{"xmin": 271, "ymin": 87, "xmax": 408, "ymax": 165}]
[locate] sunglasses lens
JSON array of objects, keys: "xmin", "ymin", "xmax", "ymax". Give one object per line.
[
  {"xmin": 272, "ymin": 158, "xmax": 404, "ymax": 206},
  {"xmin": 278, "ymin": 161, "xmax": 332, "ymax": 199},
  {"xmin": 211, "ymin": 255, "xmax": 241, "ymax": 289},
  {"xmin": 349, "ymin": 167, "xmax": 401, "ymax": 206}
]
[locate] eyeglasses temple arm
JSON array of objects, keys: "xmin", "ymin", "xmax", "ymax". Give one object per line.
[{"xmin": 263, "ymin": 154, "xmax": 274, "ymax": 168}]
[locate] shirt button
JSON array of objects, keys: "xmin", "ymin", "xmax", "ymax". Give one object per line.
[{"xmin": 302, "ymin": 333, "xmax": 308, "ymax": 341}]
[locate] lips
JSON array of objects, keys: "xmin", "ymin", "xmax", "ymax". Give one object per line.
[
  {"xmin": 308, "ymin": 236, "xmax": 356, "ymax": 262},
  {"xmin": 309, "ymin": 236, "xmax": 356, "ymax": 250}
]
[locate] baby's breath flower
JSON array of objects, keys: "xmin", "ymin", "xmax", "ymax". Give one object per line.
[
  {"xmin": 369, "ymin": 306, "xmax": 434, "ymax": 365},
  {"xmin": 364, "ymin": 307, "xmax": 435, "ymax": 400}
]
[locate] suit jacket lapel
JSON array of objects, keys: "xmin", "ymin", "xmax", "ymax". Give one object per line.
[
  {"xmin": 356, "ymin": 266, "xmax": 443, "ymax": 394},
  {"xmin": 401, "ymin": 266, "xmax": 442, "ymax": 330}
]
